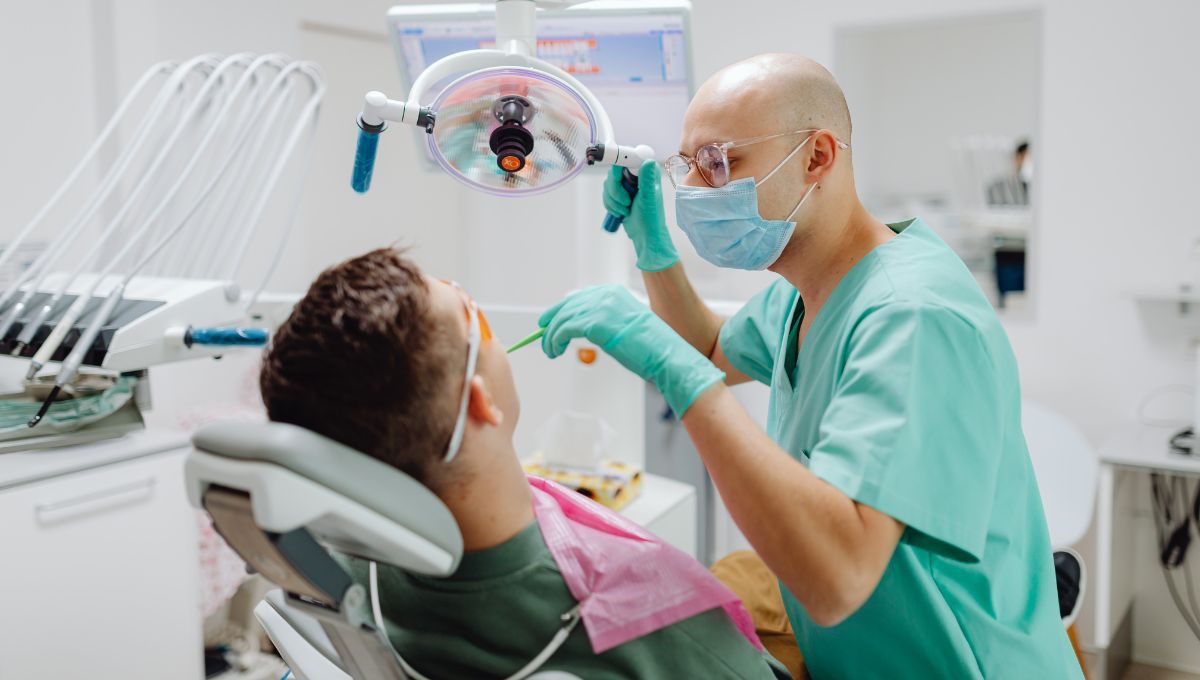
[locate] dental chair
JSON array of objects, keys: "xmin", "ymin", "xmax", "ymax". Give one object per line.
[{"xmin": 185, "ymin": 421, "xmax": 580, "ymax": 680}]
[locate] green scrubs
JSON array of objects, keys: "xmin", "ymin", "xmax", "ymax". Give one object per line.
[
  {"xmin": 720, "ymin": 219, "xmax": 1081, "ymax": 678},
  {"xmin": 338, "ymin": 521, "xmax": 787, "ymax": 679}
]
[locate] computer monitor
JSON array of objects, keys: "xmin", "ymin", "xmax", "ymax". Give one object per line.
[{"xmin": 387, "ymin": 1, "xmax": 693, "ymax": 163}]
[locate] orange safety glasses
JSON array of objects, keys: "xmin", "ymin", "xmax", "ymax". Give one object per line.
[{"xmin": 443, "ymin": 279, "xmax": 493, "ymax": 343}]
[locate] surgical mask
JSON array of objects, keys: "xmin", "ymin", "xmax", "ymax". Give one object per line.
[{"xmin": 674, "ymin": 136, "xmax": 817, "ymax": 271}]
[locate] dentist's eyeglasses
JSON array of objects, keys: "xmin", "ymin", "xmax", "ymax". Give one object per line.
[{"xmin": 663, "ymin": 129, "xmax": 849, "ymax": 189}]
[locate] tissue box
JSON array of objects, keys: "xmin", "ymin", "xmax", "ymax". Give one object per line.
[{"xmin": 523, "ymin": 457, "xmax": 643, "ymax": 511}]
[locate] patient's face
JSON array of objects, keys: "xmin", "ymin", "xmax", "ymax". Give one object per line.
[{"xmin": 426, "ymin": 277, "xmax": 521, "ymax": 435}]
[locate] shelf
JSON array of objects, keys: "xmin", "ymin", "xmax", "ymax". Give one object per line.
[{"xmin": 1133, "ymin": 288, "xmax": 1200, "ymax": 305}]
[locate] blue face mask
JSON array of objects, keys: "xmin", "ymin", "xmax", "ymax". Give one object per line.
[{"xmin": 674, "ymin": 137, "xmax": 817, "ymax": 271}]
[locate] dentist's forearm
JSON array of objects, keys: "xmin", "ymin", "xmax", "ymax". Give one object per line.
[
  {"xmin": 681, "ymin": 383, "xmax": 904, "ymax": 626},
  {"xmin": 643, "ymin": 264, "xmax": 750, "ymax": 384},
  {"xmin": 642, "ymin": 263, "xmax": 723, "ymax": 356}
]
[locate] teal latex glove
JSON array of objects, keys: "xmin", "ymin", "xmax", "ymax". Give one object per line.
[
  {"xmin": 603, "ymin": 160, "xmax": 679, "ymax": 272},
  {"xmin": 540, "ymin": 285, "xmax": 724, "ymax": 416}
]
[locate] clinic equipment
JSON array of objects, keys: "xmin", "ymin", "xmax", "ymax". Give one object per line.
[
  {"xmin": 0, "ymin": 375, "xmax": 136, "ymax": 441},
  {"xmin": 0, "ymin": 54, "xmax": 323, "ymax": 435},
  {"xmin": 386, "ymin": 2, "xmax": 692, "ymax": 164},
  {"xmin": 185, "ymin": 420, "xmax": 585, "ymax": 680},
  {"xmin": 351, "ymin": 1, "xmax": 671, "ymax": 231},
  {"xmin": 507, "ymin": 327, "xmax": 546, "ymax": 353}
]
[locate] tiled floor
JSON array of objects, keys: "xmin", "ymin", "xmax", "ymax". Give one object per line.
[
  {"xmin": 1080, "ymin": 650, "xmax": 1200, "ymax": 680},
  {"xmin": 1123, "ymin": 663, "xmax": 1200, "ymax": 680}
]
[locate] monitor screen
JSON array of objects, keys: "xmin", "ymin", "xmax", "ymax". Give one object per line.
[{"xmin": 389, "ymin": 3, "xmax": 693, "ymax": 163}]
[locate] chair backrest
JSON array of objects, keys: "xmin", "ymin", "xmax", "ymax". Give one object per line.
[
  {"xmin": 1022, "ymin": 401, "xmax": 1099, "ymax": 547},
  {"xmin": 256, "ymin": 590, "xmax": 351, "ymax": 680},
  {"xmin": 185, "ymin": 420, "xmax": 465, "ymax": 679},
  {"xmin": 190, "ymin": 421, "xmax": 587, "ymax": 680},
  {"xmin": 186, "ymin": 420, "xmax": 463, "ymax": 575}
]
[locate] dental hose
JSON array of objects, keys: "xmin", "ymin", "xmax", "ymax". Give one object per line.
[{"xmin": 28, "ymin": 57, "xmax": 297, "ymax": 426}]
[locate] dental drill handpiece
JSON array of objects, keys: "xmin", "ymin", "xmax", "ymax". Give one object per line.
[
  {"xmin": 27, "ymin": 284, "xmax": 125, "ymax": 428},
  {"xmin": 9, "ymin": 244, "xmax": 108, "ymax": 356}
]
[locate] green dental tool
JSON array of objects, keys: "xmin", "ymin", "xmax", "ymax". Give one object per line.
[{"xmin": 507, "ymin": 328, "xmax": 545, "ymax": 354}]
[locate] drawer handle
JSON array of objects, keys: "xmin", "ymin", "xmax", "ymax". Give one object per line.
[{"xmin": 35, "ymin": 477, "xmax": 156, "ymax": 525}]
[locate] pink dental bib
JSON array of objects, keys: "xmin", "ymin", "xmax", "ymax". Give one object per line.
[{"xmin": 528, "ymin": 475, "xmax": 763, "ymax": 654}]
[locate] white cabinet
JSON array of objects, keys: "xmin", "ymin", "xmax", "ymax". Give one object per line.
[
  {"xmin": 0, "ymin": 438, "xmax": 203, "ymax": 680},
  {"xmin": 621, "ymin": 473, "xmax": 698, "ymax": 559}
]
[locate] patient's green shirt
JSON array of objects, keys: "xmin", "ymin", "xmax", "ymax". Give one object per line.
[{"xmin": 339, "ymin": 521, "xmax": 784, "ymax": 679}]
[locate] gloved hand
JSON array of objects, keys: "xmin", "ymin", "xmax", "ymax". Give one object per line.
[
  {"xmin": 540, "ymin": 285, "xmax": 724, "ymax": 416},
  {"xmin": 604, "ymin": 160, "xmax": 679, "ymax": 272}
]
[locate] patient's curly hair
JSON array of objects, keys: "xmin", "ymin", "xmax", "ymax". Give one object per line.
[{"xmin": 259, "ymin": 248, "xmax": 462, "ymax": 486}]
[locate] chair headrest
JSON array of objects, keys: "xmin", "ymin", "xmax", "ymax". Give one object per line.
[{"xmin": 188, "ymin": 420, "xmax": 462, "ymax": 575}]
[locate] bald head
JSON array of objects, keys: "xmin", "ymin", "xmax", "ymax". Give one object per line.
[
  {"xmin": 682, "ymin": 53, "xmax": 852, "ymax": 155},
  {"xmin": 674, "ymin": 53, "xmax": 862, "ymax": 248}
]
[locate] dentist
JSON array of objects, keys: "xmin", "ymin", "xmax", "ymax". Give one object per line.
[{"xmin": 538, "ymin": 53, "xmax": 1080, "ymax": 678}]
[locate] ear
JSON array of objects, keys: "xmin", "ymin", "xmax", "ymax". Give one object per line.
[
  {"xmin": 466, "ymin": 374, "xmax": 504, "ymax": 427},
  {"xmin": 805, "ymin": 130, "xmax": 841, "ymax": 183}
]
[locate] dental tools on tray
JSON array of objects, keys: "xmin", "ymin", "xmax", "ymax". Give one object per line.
[{"xmin": 2, "ymin": 54, "xmax": 324, "ymax": 428}]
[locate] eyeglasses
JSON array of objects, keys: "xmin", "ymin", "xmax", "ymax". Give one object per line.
[
  {"xmin": 663, "ymin": 128, "xmax": 849, "ymax": 189},
  {"xmin": 442, "ymin": 280, "xmax": 492, "ymax": 463}
]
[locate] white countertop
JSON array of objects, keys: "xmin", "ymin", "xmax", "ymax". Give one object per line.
[
  {"xmin": 0, "ymin": 428, "xmax": 190, "ymax": 491},
  {"xmin": 1098, "ymin": 423, "xmax": 1200, "ymax": 475},
  {"xmin": 620, "ymin": 472, "xmax": 695, "ymax": 526}
]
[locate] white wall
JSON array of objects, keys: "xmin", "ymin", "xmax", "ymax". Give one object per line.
[
  {"xmin": 0, "ymin": 1, "xmax": 100, "ymax": 245},
  {"xmin": 834, "ymin": 11, "xmax": 1039, "ymax": 204}
]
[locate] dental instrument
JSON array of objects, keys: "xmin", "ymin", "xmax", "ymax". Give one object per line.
[{"xmin": 507, "ymin": 327, "xmax": 546, "ymax": 354}]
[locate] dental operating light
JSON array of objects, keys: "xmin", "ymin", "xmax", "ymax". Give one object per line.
[{"xmin": 352, "ymin": 0, "xmax": 656, "ymax": 232}]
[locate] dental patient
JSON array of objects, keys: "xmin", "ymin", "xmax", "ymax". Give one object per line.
[{"xmin": 259, "ymin": 248, "xmax": 786, "ymax": 679}]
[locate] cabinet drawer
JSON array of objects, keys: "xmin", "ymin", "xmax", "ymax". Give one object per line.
[{"xmin": 0, "ymin": 448, "xmax": 203, "ymax": 679}]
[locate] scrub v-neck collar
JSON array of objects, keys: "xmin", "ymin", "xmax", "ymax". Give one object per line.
[{"xmin": 779, "ymin": 218, "xmax": 920, "ymax": 390}]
